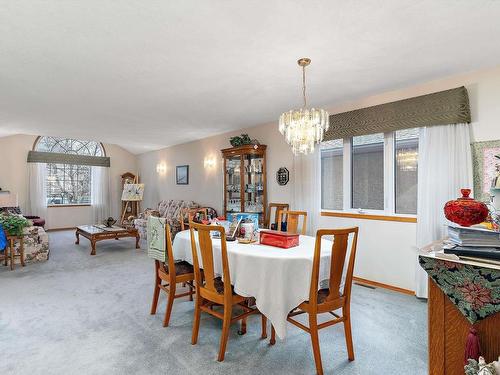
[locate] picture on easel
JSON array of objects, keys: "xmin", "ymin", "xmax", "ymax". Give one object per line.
[
  {"xmin": 120, "ymin": 173, "xmax": 143, "ymax": 225},
  {"xmin": 121, "ymin": 184, "xmax": 144, "ymax": 201}
]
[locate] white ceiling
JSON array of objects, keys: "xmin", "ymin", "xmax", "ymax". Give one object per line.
[{"xmin": 2, "ymin": 1, "xmax": 500, "ymax": 154}]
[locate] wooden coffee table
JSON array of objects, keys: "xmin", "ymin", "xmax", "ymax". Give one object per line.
[{"xmin": 75, "ymin": 225, "xmax": 140, "ymax": 255}]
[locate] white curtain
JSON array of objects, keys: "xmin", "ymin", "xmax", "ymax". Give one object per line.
[
  {"xmin": 27, "ymin": 162, "xmax": 48, "ymax": 223},
  {"xmin": 27, "ymin": 162, "xmax": 48, "ymax": 220},
  {"xmin": 91, "ymin": 166, "xmax": 111, "ymax": 224},
  {"xmin": 292, "ymin": 148, "xmax": 321, "ymax": 235},
  {"xmin": 415, "ymin": 123, "xmax": 473, "ymax": 298}
]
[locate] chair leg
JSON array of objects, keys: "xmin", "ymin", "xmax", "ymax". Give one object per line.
[
  {"xmin": 191, "ymin": 294, "xmax": 202, "ymax": 345},
  {"xmin": 10, "ymin": 241, "xmax": 14, "ymax": 271},
  {"xmin": 343, "ymin": 311, "xmax": 355, "ymax": 361},
  {"xmin": 270, "ymin": 325, "xmax": 276, "ymax": 345},
  {"xmin": 217, "ymin": 305, "xmax": 232, "ymax": 362},
  {"xmin": 163, "ymin": 283, "xmax": 176, "ymax": 327},
  {"xmin": 150, "ymin": 280, "xmax": 161, "ymax": 315},
  {"xmin": 261, "ymin": 315, "xmax": 268, "ymax": 339},
  {"xmin": 238, "ymin": 317, "xmax": 247, "ymax": 335},
  {"xmin": 189, "ymin": 284, "xmax": 193, "ymax": 301},
  {"xmin": 151, "ymin": 261, "xmax": 161, "ymax": 315},
  {"xmin": 20, "ymin": 241, "xmax": 25, "ymax": 267},
  {"xmin": 309, "ymin": 313, "xmax": 323, "ymax": 375}
]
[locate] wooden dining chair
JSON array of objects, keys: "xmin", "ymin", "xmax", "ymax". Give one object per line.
[
  {"xmin": 266, "ymin": 203, "xmax": 289, "ymax": 229},
  {"xmin": 180, "ymin": 207, "xmax": 209, "ymax": 231},
  {"xmin": 277, "ymin": 210, "xmax": 307, "ymax": 235},
  {"xmin": 278, "ymin": 227, "xmax": 359, "ymax": 375},
  {"xmin": 150, "ymin": 223, "xmax": 196, "ymax": 327},
  {"xmin": 189, "ymin": 222, "xmax": 266, "ymax": 361}
]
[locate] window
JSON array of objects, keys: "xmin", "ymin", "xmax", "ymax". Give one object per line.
[
  {"xmin": 352, "ymin": 133, "xmax": 384, "ymax": 210},
  {"xmin": 321, "ymin": 139, "xmax": 343, "ymax": 210},
  {"xmin": 34, "ymin": 137, "xmax": 105, "ymax": 205},
  {"xmin": 321, "ymin": 128, "xmax": 419, "ymax": 215},
  {"xmin": 395, "ymin": 129, "xmax": 419, "ymax": 214}
]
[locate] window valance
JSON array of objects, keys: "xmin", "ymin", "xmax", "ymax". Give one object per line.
[
  {"xmin": 323, "ymin": 86, "xmax": 471, "ymax": 141},
  {"xmin": 27, "ymin": 151, "xmax": 111, "ymax": 167}
]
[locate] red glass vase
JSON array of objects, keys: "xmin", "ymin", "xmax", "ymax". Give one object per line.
[{"xmin": 444, "ymin": 189, "xmax": 488, "ymax": 227}]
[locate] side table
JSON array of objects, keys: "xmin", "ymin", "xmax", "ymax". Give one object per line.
[{"xmin": 6, "ymin": 235, "xmax": 25, "ymax": 270}]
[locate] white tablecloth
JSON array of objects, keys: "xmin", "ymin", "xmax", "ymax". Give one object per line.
[{"xmin": 172, "ymin": 230, "xmax": 338, "ymax": 339}]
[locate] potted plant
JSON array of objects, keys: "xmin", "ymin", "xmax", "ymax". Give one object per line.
[
  {"xmin": 229, "ymin": 134, "xmax": 260, "ymax": 147},
  {"xmin": 0, "ymin": 214, "xmax": 31, "ymax": 236}
]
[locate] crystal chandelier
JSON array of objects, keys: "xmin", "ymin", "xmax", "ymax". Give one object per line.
[{"xmin": 279, "ymin": 58, "xmax": 329, "ymax": 155}]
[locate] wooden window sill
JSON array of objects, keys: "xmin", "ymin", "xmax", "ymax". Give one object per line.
[
  {"xmin": 321, "ymin": 211, "xmax": 417, "ymax": 223},
  {"xmin": 48, "ymin": 204, "xmax": 91, "ymax": 208}
]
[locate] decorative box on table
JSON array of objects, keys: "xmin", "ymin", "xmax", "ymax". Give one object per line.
[{"xmin": 259, "ymin": 230, "xmax": 299, "ymax": 248}]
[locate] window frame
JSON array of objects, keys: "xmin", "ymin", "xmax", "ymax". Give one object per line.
[
  {"xmin": 33, "ymin": 136, "xmax": 105, "ymax": 207},
  {"xmin": 321, "ymin": 131, "xmax": 418, "ymax": 220}
]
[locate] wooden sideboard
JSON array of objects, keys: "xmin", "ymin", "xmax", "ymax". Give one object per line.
[{"xmin": 428, "ymin": 278, "xmax": 500, "ymax": 374}]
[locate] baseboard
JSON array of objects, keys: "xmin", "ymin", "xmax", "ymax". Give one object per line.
[
  {"xmin": 353, "ymin": 276, "xmax": 415, "ymax": 296},
  {"xmin": 46, "ymin": 227, "xmax": 76, "ymax": 232}
]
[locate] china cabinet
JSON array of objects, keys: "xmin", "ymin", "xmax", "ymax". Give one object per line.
[{"xmin": 221, "ymin": 144, "xmax": 267, "ymax": 224}]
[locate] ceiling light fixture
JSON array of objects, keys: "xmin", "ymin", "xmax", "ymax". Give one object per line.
[{"xmin": 279, "ymin": 58, "xmax": 329, "ymax": 155}]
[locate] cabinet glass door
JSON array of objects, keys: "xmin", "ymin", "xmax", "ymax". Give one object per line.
[
  {"xmin": 243, "ymin": 153, "xmax": 264, "ymax": 222},
  {"xmin": 225, "ymin": 155, "xmax": 241, "ymax": 213}
]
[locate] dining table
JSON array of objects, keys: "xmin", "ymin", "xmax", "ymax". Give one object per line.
[{"xmin": 172, "ymin": 229, "xmax": 344, "ymax": 339}]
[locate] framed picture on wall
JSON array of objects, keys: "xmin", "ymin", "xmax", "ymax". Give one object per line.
[
  {"xmin": 176, "ymin": 165, "xmax": 189, "ymax": 185},
  {"xmin": 471, "ymin": 139, "xmax": 500, "ymax": 202}
]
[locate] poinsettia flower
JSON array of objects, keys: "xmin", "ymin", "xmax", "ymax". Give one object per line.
[
  {"xmin": 457, "ymin": 282, "xmax": 493, "ymax": 310},
  {"xmin": 443, "ymin": 260, "xmax": 463, "ymax": 270}
]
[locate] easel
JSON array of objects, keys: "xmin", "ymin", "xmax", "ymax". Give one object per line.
[{"xmin": 120, "ymin": 174, "xmax": 141, "ymax": 225}]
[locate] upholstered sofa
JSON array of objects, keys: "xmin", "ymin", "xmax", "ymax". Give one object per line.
[
  {"xmin": 0, "ymin": 206, "xmax": 46, "ymax": 228},
  {"xmin": 134, "ymin": 200, "xmax": 200, "ymax": 241},
  {"xmin": 6, "ymin": 225, "xmax": 50, "ymax": 264}
]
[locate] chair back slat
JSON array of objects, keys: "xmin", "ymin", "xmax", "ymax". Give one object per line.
[
  {"xmin": 309, "ymin": 228, "xmax": 359, "ymax": 306},
  {"xmin": 266, "ymin": 203, "xmax": 289, "ymax": 229},
  {"xmin": 181, "ymin": 208, "xmax": 209, "ymax": 230},
  {"xmin": 199, "ymin": 228, "xmax": 217, "ymax": 291},
  {"xmin": 190, "ymin": 208, "xmax": 208, "ymax": 222},
  {"xmin": 189, "ymin": 222, "xmax": 231, "ymax": 296},
  {"xmin": 278, "ymin": 210, "xmax": 307, "ymax": 235},
  {"xmin": 327, "ymin": 233, "xmax": 349, "ymax": 301},
  {"xmin": 158, "ymin": 224, "xmax": 176, "ymax": 279}
]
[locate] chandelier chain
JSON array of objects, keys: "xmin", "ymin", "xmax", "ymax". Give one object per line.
[{"xmin": 302, "ymin": 65, "xmax": 307, "ymax": 108}]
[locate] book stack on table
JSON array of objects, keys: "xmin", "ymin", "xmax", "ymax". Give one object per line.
[{"xmin": 443, "ymin": 224, "xmax": 500, "ymax": 264}]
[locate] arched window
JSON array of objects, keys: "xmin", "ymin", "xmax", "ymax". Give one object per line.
[{"xmin": 34, "ymin": 137, "xmax": 105, "ymax": 205}]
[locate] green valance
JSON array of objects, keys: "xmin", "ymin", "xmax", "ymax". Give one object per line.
[
  {"xmin": 324, "ymin": 86, "xmax": 471, "ymax": 141},
  {"xmin": 27, "ymin": 151, "xmax": 111, "ymax": 167}
]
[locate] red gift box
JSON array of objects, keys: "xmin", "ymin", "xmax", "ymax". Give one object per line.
[{"xmin": 259, "ymin": 230, "xmax": 299, "ymax": 248}]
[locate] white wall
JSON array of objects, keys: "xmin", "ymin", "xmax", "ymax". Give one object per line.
[
  {"xmin": 138, "ymin": 123, "xmax": 294, "ymax": 213},
  {"xmin": 0, "ymin": 135, "xmax": 137, "ymax": 229},
  {"xmin": 138, "ymin": 65, "xmax": 500, "ymax": 292},
  {"xmin": 316, "ymin": 65, "xmax": 500, "ymax": 290}
]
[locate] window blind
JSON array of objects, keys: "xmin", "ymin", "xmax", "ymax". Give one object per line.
[
  {"xmin": 324, "ymin": 86, "xmax": 471, "ymax": 141},
  {"xmin": 27, "ymin": 151, "xmax": 111, "ymax": 167}
]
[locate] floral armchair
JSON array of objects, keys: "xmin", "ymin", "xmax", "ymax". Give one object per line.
[
  {"xmin": 4, "ymin": 225, "xmax": 50, "ymax": 264},
  {"xmin": 134, "ymin": 200, "xmax": 200, "ymax": 241}
]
